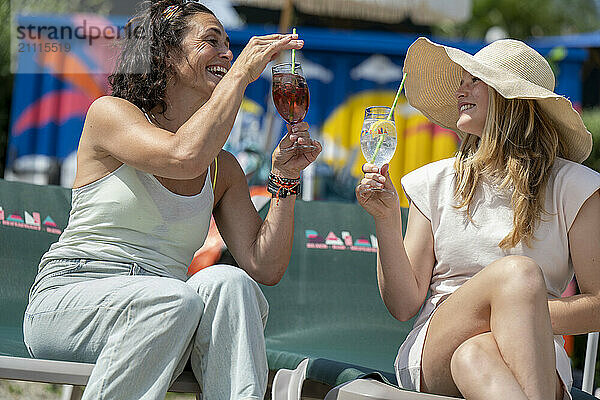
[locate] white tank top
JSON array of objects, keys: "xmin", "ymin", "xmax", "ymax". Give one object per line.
[{"xmin": 39, "ymin": 164, "xmax": 214, "ymax": 281}]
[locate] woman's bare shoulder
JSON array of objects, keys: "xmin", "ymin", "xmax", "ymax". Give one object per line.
[
  {"xmin": 74, "ymin": 96, "xmax": 142, "ymax": 187},
  {"xmin": 81, "ymin": 96, "xmax": 151, "ymax": 152},
  {"xmin": 86, "ymin": 96, "xmax": 145, "ymax": 124}
]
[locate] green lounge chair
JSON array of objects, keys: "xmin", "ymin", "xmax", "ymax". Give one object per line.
[
  {"xmin": 261, "ymin": 200, "xmax": 599, "ymax": 400},
  {"xmin": 0, "ymin": 178, "xmax": 597, "ymax": 400}
]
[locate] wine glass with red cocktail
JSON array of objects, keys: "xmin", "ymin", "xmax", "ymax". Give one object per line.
[{"xmin": 271, "ymin": 62, "xmax": 315, "ymax": 151}]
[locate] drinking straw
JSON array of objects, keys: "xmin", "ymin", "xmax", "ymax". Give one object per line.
[
  {"xmin": 369, "ymin": 72, "xmax": 408, "ymax": 164},
  {"xmin": 291, "ymin": 28, "xmax": 296, "ymax": 74}
]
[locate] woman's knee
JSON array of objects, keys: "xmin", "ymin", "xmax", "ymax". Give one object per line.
[
  {"xmin": 173, "ymin": 283, "xmax": 205, "ymax": 316},
  {"xmin": 490, "ymin": 255, "xmax": 546, "ymax": 297},
  {"xmin": 132, "ymin": 279, "xmax": 204, "ymax": 323},
  {"xmin": 194, "ymin": 265, "xmax": 256, "ymax": 292},
  {"xmin": 191, "ymin": 265, "xmax": 268, "ymax": 318},
  {"xmin": 450, "ymin": 335, "xmax": 494, "ymax": 384},
  {"xmin": 220, "ymin": 266, "xmax": 268, "ymax": 318}
]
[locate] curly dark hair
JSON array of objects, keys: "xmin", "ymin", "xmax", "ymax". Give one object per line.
[{"xmin": 108, "ymin": 0, "xmax": 215, "ymax": 115}]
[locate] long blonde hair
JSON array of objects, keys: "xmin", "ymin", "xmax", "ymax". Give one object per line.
[{"xmin": 453, "ymin": 88, "xmax": 564, "ymax": 249}]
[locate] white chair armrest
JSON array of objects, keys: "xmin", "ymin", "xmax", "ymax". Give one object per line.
[
  {"xmin": 582, "ymin": 332, "xmax": 599, "ymax": 394},
  {"xmin": 271, "ymin": 358, "xmax": 309, "ymax": 400}
]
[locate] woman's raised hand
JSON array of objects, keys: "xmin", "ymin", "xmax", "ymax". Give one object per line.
[
  {"xmin": 231, "ymin": 34, "xmax": 304, "ymax": 87},
  {"xmin": 356, "ymin": 163, "xmax": 400, "ymax": 219},
  {"xmin": 271, "ymin": 122, "xmax": 321, "ymax": 179}
]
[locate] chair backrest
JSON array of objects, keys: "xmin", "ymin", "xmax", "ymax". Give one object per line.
[
  {"xmin": 260, "ymin": 200, "xmax": 412, "ymax": 385},
  {"xmin": 0, "ymin": 179, "xmax": 71, "ymax": 357}
]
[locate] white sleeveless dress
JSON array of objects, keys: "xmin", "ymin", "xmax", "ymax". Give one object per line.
[{"xmin": 395, "ymin": 157, "xmax": 600, "ymax": 399}]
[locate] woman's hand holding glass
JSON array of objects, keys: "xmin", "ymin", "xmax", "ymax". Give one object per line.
[
  {"xmin": 271, "ymin": 122, "xmax": 321, "ymax": 179},
  {"xmin": 356, "ymin": 163, "xmax": 399, "ymax": 220}
]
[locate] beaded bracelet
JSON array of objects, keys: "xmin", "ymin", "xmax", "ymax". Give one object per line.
[{"xmin": 267, "ymin": 173, "xmax": 300, "ymax": 204}]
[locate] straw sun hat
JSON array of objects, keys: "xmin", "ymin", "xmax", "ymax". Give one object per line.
[{"xmin": 402, "ymin": 37, "xmax": 593, "ymax": 163}]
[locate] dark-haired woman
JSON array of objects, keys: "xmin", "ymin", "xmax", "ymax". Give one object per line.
[{"xmin": 23, "ymin": 1, "xmax": 320, "ymax": 399}]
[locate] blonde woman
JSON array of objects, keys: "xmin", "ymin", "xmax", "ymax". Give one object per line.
[{"xmin": 356, "ymin": 37, "xmax": 600, "ymax": 400}]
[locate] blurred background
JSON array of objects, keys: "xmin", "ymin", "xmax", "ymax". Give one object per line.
[
  {"xmin": 3, "ymin": 0, "xmax": 600, "ymax": 204},
  {"xmin": 1, "ymin": 0, "xmax": 600, "ymax": 398}
]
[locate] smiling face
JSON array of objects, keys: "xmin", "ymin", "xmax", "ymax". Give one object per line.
[
  {"xmin": 455, "ymin": 69, "xmax": 490, "ymax": 137},
  {"xmin": 172, "ymin": 12, "xmax": 233, "ymax": 101}
]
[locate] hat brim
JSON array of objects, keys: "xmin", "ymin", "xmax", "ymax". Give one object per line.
[{"xmin": 403, "ymin": 37, "xmax": 592, "ymax": 163}]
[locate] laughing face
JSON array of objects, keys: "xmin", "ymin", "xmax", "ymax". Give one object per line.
[
  {"xmin": 455, "ymin": 70, "xmax": 489, "ymax": 137},
  {"xmin": 173, "ymin": 12, "xmax": 233, "ymax": 101}
]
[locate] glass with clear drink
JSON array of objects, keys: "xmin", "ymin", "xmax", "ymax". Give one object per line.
[{"xmin": 360, "ymin": 106, "xmax": 397, "ymax": 192}]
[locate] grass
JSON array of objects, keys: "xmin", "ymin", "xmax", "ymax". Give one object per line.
[{"xmin": 0, "ymin": 379, "xmax": 197, "ymax": 399}]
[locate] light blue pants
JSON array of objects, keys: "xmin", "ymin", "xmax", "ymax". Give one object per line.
[{"xmin": 23, "ymin": 259, "xmax": 269, "ymax": 400}]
